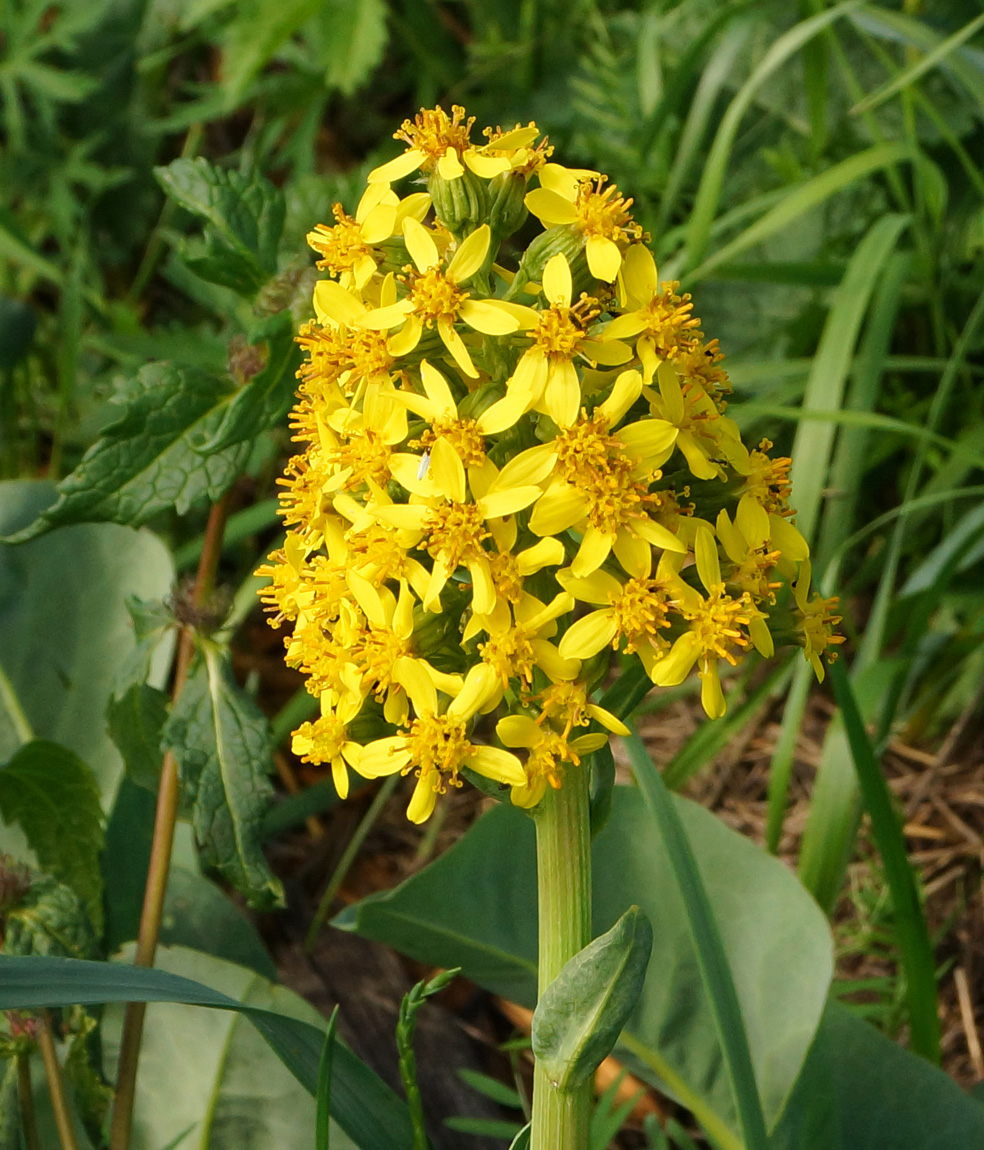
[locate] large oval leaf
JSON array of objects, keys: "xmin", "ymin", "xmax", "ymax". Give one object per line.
[
  {"xmin": 0, "ymin": 480, "xmax": 174, "ymax": 804},
  {"xmin": 334, "ymin": 785, "xmax": 833, "ymax": 1142}
]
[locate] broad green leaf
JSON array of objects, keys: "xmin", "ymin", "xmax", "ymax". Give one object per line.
[
  {"xmin": 2, "ymin": 366, "xmax": 248, "ymax": 543},
  {"xmin": 201, "ymin": 312, "xmax": 301, "ymax": 452},
  {"xmin": 163, "ymin": 644, "xmax": 285, "ymax": 910},
  {"xmin": 0, "ymin": 951, "xmax": 412, "ymax": 1150},
  {"xmin": 335, "ymin": 786, "xmax": 833, "ymax": 1144},
  {"xmin": 532, "ymin": 906, "xmax": 653, "ymax": 1092},
  {"xmin": 625, "ymin": 731, "xmax": 768, "ymax": 1150},
  {"xmin": 156, "ymin": 158, "xmax": 285, "ymax": 295},
  {"xmin": 106, "ymin": 684, "xmax": 168, "ymax": 791},
  {"xmin": 102, "ymin": 947, "xmax": 356, "ymax": 1150},
  {"xmin": 316, "ymin": 1008, "xmax": 340, "ymax": 1150},
  {"xmin": 0, "ymin": 740, "xmax": 104, "ymax": 929},
  {"xmin": 311, "ymin": 0, "xmax": 389, "ymax": 96},
  {"xmin": 768, "ymin": 1002, "xmax": 984, "ymax": 1149},
  {"xmin": 0, "ymin": 481, "xmax": 174, "ymax": 803}
]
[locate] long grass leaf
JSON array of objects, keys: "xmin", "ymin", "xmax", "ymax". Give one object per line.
[
  {"xmin": 623, "ymin": 729, "xmax": 770, "ymax": 1150},
  {"xmin": 850, "ymin": 9, "xmax": 984, "ymax": 114},
  {"xmin": 788, "ymin": 212, "xmax": 909, "ymax": 543},
  {"xmin": 688, "ymin": 147, "xmax": 911, "ymax": 287},
  {"xmin": 683, "ymin": 0, "xmax": 863, "ymax": 268},
  {"xmin": 827, "ymin": 658, "xmax": 941, "ymax": 1063}
]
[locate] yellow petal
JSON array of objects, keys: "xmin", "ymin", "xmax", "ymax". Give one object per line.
[
  {"xmin": 524, "ymin": 187, "xmax": 578, "ymax": 226},
  {"xmin": 771, "ymin": 514, "xmax": 810, "ymax": 563},
  {"xmin": 347, "ymin": 569, "xmax": 386, "ymax": 626},
  {"xmin": 476, "ymin": 389, "xmax": 530, "ymax": 435},
  {"xmin": 419, "ymin": 358, "xmax": 456, "ymax": 416},
  {"xmin": 359, "ymin": 300, "xmax": 414, "ymax": 331},
  {"xmin": 583, "ymin": 338, "xmax": 633, "ymax": 365},
  {"xmin": 517, "ymin": 537, "xmax": 566, "ymax": 575},
  {"xmin": 657, "ymin": 360, "xmax": 685, "ymax": 424},
  {"xmin": 387, "ymin": 315, "xmax": 423, "ymax": 356},
  {"xmin": 431, "ymin": 437, "xmax": 466, "ymax": 503},
  {"xmin": 542, "ymin": 253, "xmax": 572, "ymax": 307},
  {"xmin": 612, "ymin": 528, "xmax": 651, "ymax": 579},
  {"xmin": 651, "ymin": 633, "xmax": 700, "ymax": 686},
  {"xmin": 449, "ymin": 664, "xmax": 499, "ymax": 720},
  {"xmin": 359, "ymin": 201, "xmax": 398, "ymax": 244},
  {"xmin": 465, "ymin": 745, "xmax": 526, "ymax": 787},
  {"xmin": 750, "ymin": 615, "xmax": 774, "ymax": 658},
  {"xmin": 695, "ymin": 522, "xmax": 722, "ymax": 590},
  {"xmin": 558, "ymin": 567, "xmax": 621, "ymax": 604},
  {"xmin": 511, "ymin": 778, "xmax": 547, "ymax": 809},
  {"xmin": 737, "ymin": 494, "xmax": 770, "ymax": 550},
  {"xmin": 571, "ymin": 526, "xmax": 613, "ymax": 578},
  {"xmin": 614, "ymin": 418, "xmax": 678, "ymax": 461},
  {"xmin": 313, "ymin": 279, "xmax": 365, "ymax": 326},
  {"xmin": 539, "ymin": 163, "xmax": 598, "ymax": 197},
  {"xmin": 558, "ymin": 609, "xmax": 618, "ymax": 660},
  {"xmin": 544, "ymin": 359, "xmax": 581, "ymax": 427},
  {"xmin": 394, "ymin": 656, "xmax": 438, "ymax": 715},
  {"xmin": 459, "ymin": 299, "xmax": 520, "ymax": 335},
  {"xmin": 331, "ymin": 756, "xmax": 350, "ymax": 800},
  {"xmin": 359, "ymin": 736, "xmax": 411, "ymax": 776},
  {"xmin": 530, "ymin": 639, "xmax": 580, "ymax": 682},
  {"xmin": 493, "ymin": 443, "xmax": 557, "ymax": 490},
  {"xmin": 463, "ymin": 152, "xmax": 511, "ymax": 178},
  {"xmin": 586, "ymin": 235, "xmax": 621, "ymax": 282},
  {"xmin": 603, "ymin": 312, "xmax": 647, "ymax": 340},
  {"xmin": 529, "ymin": 483, "xmax": 585, "ymax": 536},
  {"xmin": 447, "ymin": 224, "xmax": 491, "ymax": 283},
  {"xmin": 396, "ymin": 192, "xmax": 432, "ymax": 226},
  {"xmin": 598, "ymin": 369, "xmax": 643, "ymax": 425},
  {"xmin": 585, "ymin": 704, "xmax": 630, "ymax": 736},
  {"xmin": 486, "ymin": 126, "xmax": 539, "ymax": 150},
  {"xmin": 403, "ymin": 216, "xmax": 439, "ymax": 272},
  {"xmin": 467, "ymin": 557, "xmax": 496, "ymax": 615},
  {"xmin": 437, "ymin": 147, "xmax": 465, "ymax": 180},
  {"xmin": 407, "ymin": 773, "xmax": 438, "ymax": 823},
  {"xmin": 478, "ymin": 485, "xmax": 541, "ymax": 519},
  {"xmin": 438, "ymin": 318, "xmax": 479, "ymax": 378},
  {"xmin": 496, "ymin": 714, "xmax": 541, "ymax": 749},
  {"xmin": 699, "ymin": 660, "xmax": 726, "ymax": 719},
  {"xmin": 368, "ymin": 149, "xmax": 425, "ymax": 183},
  {"xmin": 621, "ymin": 243, "xmax": 657, "ymax": 305}
]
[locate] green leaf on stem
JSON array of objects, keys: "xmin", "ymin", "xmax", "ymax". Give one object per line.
[
  {"xmin": 0, "ymin": 740, "xmax": 104, "ymax": 930},
  {"xmin": 155, "ymin": 158, "xmax": 284, "ymax": 296},
  {"xmin": 163, "ymin": 644, "xmax": 285, "ymax": 910},
  {"xmin": 201, "ymin": 311, "xmax": 301, "ymax": 452},
  {"xmin": 106, "ymin": 684, "xmax": 169, "ymax": 792},
  {"xmin": 532, "ymin": 905, "xmax": 652, "ymax": 1092},
  {"xmin": 316, "ymin": 1006, "xmax": 340, "ymax": 1150},
  {"xmin": 2, "ymin": 875, "xmax": 96, "ymax": 959},
  {"xmin": 2, "ymin": 366, "xmax": 248, "ymax": 543}
]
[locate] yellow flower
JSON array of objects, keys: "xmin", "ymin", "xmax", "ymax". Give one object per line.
[
  {"xmin": 652, "ymin": 524, "xmax": 752, "ymax": 719},
  {"xmin": 793, "ymin": 560, "xmax": 846, "ymax": 682},
  {"xmin": 358, "ymin": 665, "xmax": 526, "ymax": 823},
  {"xmin": 524, "ymin": 164, "xmax": 642, "ymax": 281},
  {"xmin": 291, "ymin": 674, "xmax": 364, "ymax": 800},
  {"xmin": 356, "ymin": 220, "xmax": 523, "ymax": 378},
  {"xmin": 502, "ymin": 254, "xmax": 631, "ymax": 426},
  {"xmin": 497, "ymin": 712, "xmax": 608, "ymax": 809},
  {"xmin": 368, "ymin": 105, "xmax": 540, "ymax": 184}
]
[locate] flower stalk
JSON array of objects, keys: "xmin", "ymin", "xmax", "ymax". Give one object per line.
[{"xmin": 531, "ymin": 766, "xmax": 593, "ymax": 1150}]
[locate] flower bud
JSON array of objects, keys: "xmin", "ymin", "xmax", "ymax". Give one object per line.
[
  {"xmin": 488, "ymin": 170, "xmax": 530, "ymax": 241},
  {"xmin": 429, "ymin": 167, "xmax": 490, "ymax": 239}
]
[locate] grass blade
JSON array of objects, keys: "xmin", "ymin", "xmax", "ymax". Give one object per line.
[
  {"xmin": 316, "ymin": 1006, "xmax": 340, "ymax": 1150},
  {"xmin": 683, "ymin": 0, "xmax": 863, "ymax": 269},
  {"xmin": 827, "ymin": 658, "xmax": 941, "ymax": 1064},
  {"xmin": 688, "ymin": 147, "xmax": 912, "ymax": 285},
  {"xmin": 850, "ymin": 9, "xmax": 984, "ymax": 116},
  {"xmin": 623, "ymin": 728, "xmax": 769, "ymax": 1150}
]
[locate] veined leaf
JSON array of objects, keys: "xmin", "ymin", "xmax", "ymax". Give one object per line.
[
  {"xmin": 0, "ymin": 951, "xmax": 411, "ymax": 1150},
  {"xmin": 106, "ymin": 684, "xmax": 169, "ymax": 792},
  {"xmin": 163, "ymin": 644, "xmax": 285, "ymax": 910},
  {"xmin": 0, "ymin": 740, "xmax": 104, "ymax": 930},
  {"xmin": 156, "ymin": 158, "xmax": 284, "ymax": 295},
  {"xmin": 2, "ymin": 365, "xmax": 248, "ymax": 543}
]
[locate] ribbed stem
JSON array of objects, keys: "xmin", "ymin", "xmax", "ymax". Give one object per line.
[{"xmin": 530, "ymin": 768, "xmax": 592, "ymax": 1150}]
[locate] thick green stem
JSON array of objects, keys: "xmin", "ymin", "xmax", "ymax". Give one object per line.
[{"xmin": 531, "ymin": 768, "xmax": 592, "ymax": 1150}]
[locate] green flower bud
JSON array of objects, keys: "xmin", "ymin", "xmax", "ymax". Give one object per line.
[
  {"xmin": 429, "ymin": 168, "xmax": 490, "ymax": 239},
  {"xmin": 488, "ymin": 170, "xmax": 530, "ymax": 241}
]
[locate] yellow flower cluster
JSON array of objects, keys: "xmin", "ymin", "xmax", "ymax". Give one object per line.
[{"xmin": 258, "ymin": 106, "xmax": 843, "ymax": 822}]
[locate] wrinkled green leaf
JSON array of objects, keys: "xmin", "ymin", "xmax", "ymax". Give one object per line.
[
  {"xmin": 0, "ymin": 951, "xmax": 411, "ymax": 1150},
  {"xmin": 335, "ymin": 786, "xmax": 832, "ymax": 1141},
  {"xmin": 0, "ymin": 482, "xmax": 174, "ymax": 802},
  {"xmin": 2, "ymin": 875, "xmax": 96, "ymax": 959},
  {"xmin": 532, "ymin": 906, "xmax": 652, "ymax": 1092},
  {"xmin": 113, "ymin": 596, "xmax": 177, "ymax": 699},
  {"xmin": 2, "ymin": 367, "xmax": 247, "ymax": 543},
  {"xmin": 202, "ymin": 311, "xmax": 301, "ymax": 452},
  {"xmin": 163, "ymin": 644, "xmax": 284, "ymax": 909},
  {"xmin": 156, "ymin": 158, "xmax": 284, "ymax": 295},
  {"xmin": 106, "ymin": 684, "xmax": 168, "ymax": 792},
  {"xmin": 0, "ymin": 740, "xmax": 104, "ymax": 929}
]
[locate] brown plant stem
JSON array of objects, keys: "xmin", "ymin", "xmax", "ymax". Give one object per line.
[
  {"xmin": 16, "ymin": 1051, "xmax": 40, "ymax": 1150},
  {"xmin": 37, "ymin": 1014, "xmax": 78, "ymax": 1150},
  {"xmin": 109, "ymin": 490, "xmax": 234, "ymax": 1150}
]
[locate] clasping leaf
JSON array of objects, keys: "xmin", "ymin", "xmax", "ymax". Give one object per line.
[{"xmin": 532, "ymin": 905, "xmax": 653, "ymax": 1092}]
